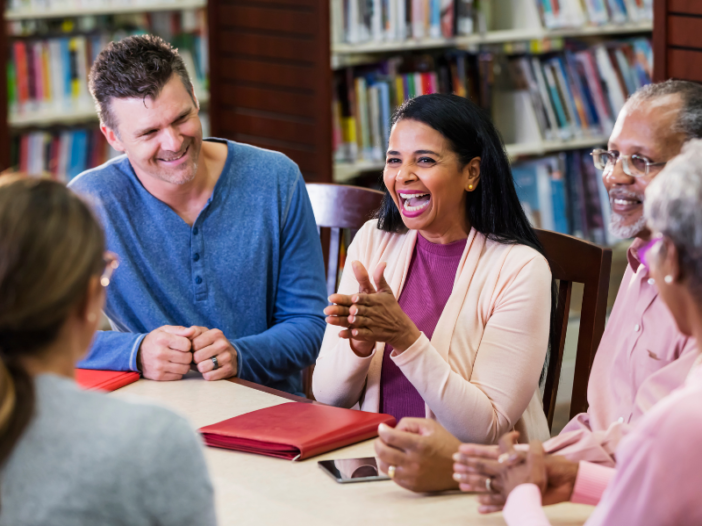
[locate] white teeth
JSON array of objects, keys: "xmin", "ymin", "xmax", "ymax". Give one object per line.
[
  {"xmin": 404, "ymin": 200, "xmax": 430, "ymax": 212},
  {"xmin": 399, "ymin": 193, "xmax": 429, "ymax": 199},
  {"xmin": 160, "ymin": 150, "xmax": 186, "ymax": 162},
  {"xmin": 613, "ymin": 199, "xmax": 639, "ymax": 205}
]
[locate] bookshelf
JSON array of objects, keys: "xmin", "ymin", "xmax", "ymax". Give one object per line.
[
  {"xmin": 1, "ymin": 0, "xmax": 209, "ymax": 177},
  {"xmin": 0, "ymin": 0, "xmax": 657, "ymax": 188},
  {"xmin": 331, "ymin": 0, "xmax": 653, "ymax": 182},
  {"xmin": 333, "ymin": 21, "xmax": 653, "ymax": 61},
  {"xmin": 9, "ymin": 92, "xmax": 210, "ymax": 128},
  {"xmin": 334, "ymin": 134, "xmax": 611, "ymax": 183},
  {"xmin": 5, "ymin": 0, "xmax": 206, "ymax": 20}
]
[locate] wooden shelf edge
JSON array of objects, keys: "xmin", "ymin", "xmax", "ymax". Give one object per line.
[
  {"xmin": 333, "ymin": 135, "xmax": 609, "ymax": 183},
  {"xmin": 332, "ymin": 21, "xmax": 653, "ymax": 57},
  {"xmin": 9, "ymin": 91, "xmax": 209, "ymax": 128},
  {"xmin": 5, "ymin": 0, "xmax": 206, "ymax": 20}
]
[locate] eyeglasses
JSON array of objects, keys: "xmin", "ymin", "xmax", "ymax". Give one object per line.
[
  {"xmin": 101, "ymin": 251, "xmax": 119, "ymax": 287},
  {"xmin": 637, "ymin": 236, "xmax": 663, "ymax": 272},
  {"xmin": 591, "ymin": 149, "xmax": 667, "ymax": 178}
]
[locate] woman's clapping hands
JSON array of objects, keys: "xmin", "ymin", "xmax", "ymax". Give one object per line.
[{"xmin": 324, "ymin": 261, "xmax": 421, "ymax": 357}]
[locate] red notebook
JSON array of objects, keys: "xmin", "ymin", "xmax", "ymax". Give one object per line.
[
  {"xmin": 199, "ymin": 402, "xmax": 396, "ymax": 460},
  {"xmin": 75, "ymin": 369, "xmax": 140, "ymax": 392}
]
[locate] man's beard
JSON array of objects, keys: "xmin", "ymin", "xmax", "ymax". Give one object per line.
[
  {"xmin": 609, "ymin": 211, "xmax": 647, "ymax": 239},
  {"xmin": 608, "ymin": 188, "xmax": 646, "ymax": 239},
  {"xmin": 158, "ymin": 160, "xmax": 198, "ymax": 185},
  {"xmin": 154, "ymin": 140, "xmax": 200, "ymax": 185}
]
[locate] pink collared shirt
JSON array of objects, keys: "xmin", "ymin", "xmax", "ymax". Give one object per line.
[
  {"xmin": 544, "ymin": 239, "xmax": 697, "ymax": 469},
  {"xmin": 503, "ymin": 357, "xmax": 702, "ymax": 526}
]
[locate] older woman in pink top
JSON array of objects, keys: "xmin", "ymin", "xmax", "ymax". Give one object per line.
[
  {"xmin": 455, "ymin": 140, "xmax": 702, "ymax": 526},
  {"xmin": 314, "ymin": 94, "xmax": 555, "ymax": 450}
]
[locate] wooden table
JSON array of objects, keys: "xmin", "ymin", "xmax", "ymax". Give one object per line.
[{"xmin": 112, "ymin": 377, "xmax": 594, "ymax": 526}]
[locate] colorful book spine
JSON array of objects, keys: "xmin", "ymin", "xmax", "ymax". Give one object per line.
[
  {"xmin": 333, "ymin": 37, "xmax": 652, "ymax": 166},
  {"xmin": 13, "ymin": 127, "xmax": 115, "ymax": 181}
]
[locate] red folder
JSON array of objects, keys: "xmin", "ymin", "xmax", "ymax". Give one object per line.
[
  {"xmin": 75, "ymin": 369, "xmax": 140, "ymax": 392},
  {"xmin": 199, "ymin": 402, "xmax": 396, "ymax": 460}
]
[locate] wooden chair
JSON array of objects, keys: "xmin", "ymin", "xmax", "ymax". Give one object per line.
[
  {"xmin": 537, "ymin": 229, "xmax": 612, "ymax": 431},
  {"xmin": 304, "ymin": 183, "xmax": 385, "ymax": 398}
]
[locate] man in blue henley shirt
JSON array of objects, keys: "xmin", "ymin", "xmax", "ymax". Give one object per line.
[{"xmin": 69, "ymin": 35, "xmax": 327, "ymax": 394}]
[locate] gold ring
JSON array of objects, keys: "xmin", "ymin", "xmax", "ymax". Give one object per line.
[
  {"xmin": 485, "ymin": 477, "xmax": 493, "ymax": 492},
  {"xmin": 498, "ymin": 453, "xmax": 510, "ymax": 464},
  {"xmin": 388, "ymin": 465, "xmax": 396, "ymax": 479}
]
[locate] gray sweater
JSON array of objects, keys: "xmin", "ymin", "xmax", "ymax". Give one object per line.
[{"xmin": 0, "ymin": 374, "xmax": 217, "ymax": 526}]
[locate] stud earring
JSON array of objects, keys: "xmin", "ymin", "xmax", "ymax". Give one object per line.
[
  {"xmin": 468, "ymin": 184, "xmax": 474, "ymax": 190},
  {"xmin": 664, "ymin": 275, "xmax": 674, "ymax": 284},
  {"xmin": 87, "ymin": 312, "xmax": 97, "ymax": 323}
]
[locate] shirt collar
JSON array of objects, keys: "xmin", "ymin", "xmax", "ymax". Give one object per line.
[
  {"xmin": 627, "ymin": 237, "xmax": 647, "ymax": 273},
  {"xmin": 686, "ymin": 353, "xmax": 702, "ymax": 386}
]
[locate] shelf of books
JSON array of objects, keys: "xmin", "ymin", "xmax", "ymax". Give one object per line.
[
  {"xmin": 6, "ymin": 0, "xmax": 207, "ymax": 21},
  {"xmin": 5, "ymin": 0, "xmax": 209, "ymax": 181},
  {"xmin": 332, "ymin": 22, "xmax": 652, "ymax": 62},
  {"xmin": 331, "ymin": 0, "xmax": 653, "ymax": 245}
]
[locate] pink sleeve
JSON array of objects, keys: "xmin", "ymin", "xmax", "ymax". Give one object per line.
[
  {"xmin": 542, "ymin": 414, "xmax": 626, "ymax": 467},
  {"xmin": 583, "ymin": 391, "xmax": 702, "ymax": 526},
  {"xmin": 570, "ymin": 461, "xmax": 616, "ymax": 505},
  {"xmin": 312, "ymin": 223, "xmax": 377, "ymax": 408},
  {"xmin": 503, "ymin": 484, "xmax": 552, "ymax": 526}
]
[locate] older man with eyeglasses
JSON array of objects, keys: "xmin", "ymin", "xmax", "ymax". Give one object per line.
[{"xmin": 374, "ymin": 80, "xmax": 702, "ymax": 504}]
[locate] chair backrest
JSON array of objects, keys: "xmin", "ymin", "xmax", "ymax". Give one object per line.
[
  {"xmin": 306, "ymin": 183, "xmax": 385, "ymax": 298},
  {"xmin": 304, "ymin": 183, "xmax": 385, "ymax": 399},
  {"xmin": 536, "ymin": 229, "xmax": 612, "ymax": 431}
]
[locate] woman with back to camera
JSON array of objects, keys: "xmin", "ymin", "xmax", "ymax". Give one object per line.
[
  {"xmin": 314, "ymin": 94, "xmax": 555, "ymax": 448},
  {"xmin": 0, "ymin": 176, "xmax": 216, "ymax": 526},
  {"xmin": 454, "ymin": 140, "xmax": 702, "ymax": 526}
]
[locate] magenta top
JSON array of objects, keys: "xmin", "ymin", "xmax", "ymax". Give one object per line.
[{"xmin": 379, "ymin": 233, "xmax": 467, "ymax": 421}]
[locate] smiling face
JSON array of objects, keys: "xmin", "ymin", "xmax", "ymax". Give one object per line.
[
  {"xmin": 605, "ymin": 94, "xmax": 686, "ymax": 240},
  {"xmin": 101, "ymin": 74, "xmax": 203, "ymax": 187},
  {"xmin": 383, "ymin": 119, "xmax": 480, "ymax": 244}
]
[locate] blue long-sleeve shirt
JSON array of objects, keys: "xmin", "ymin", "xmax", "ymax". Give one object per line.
[{"xmin": 69, "ymin": 139, "xmax": 327, "ymax": 394}]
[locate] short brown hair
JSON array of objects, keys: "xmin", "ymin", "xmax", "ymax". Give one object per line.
[
  {"xmin": 0, "ymin": 175, "xmax": 105, "ymax": 470},
  {"xmin": 89, "ymin": 34, "xmax": 194, "ymax": 131}
]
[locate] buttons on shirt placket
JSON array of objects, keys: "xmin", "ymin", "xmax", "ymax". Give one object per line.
[{"xmin": 191, "ymin": 225, "xmax": 207, "ymax": 300}]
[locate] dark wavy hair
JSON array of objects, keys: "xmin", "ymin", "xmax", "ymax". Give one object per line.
[
  {"xmin": 89, "ymin": 34, "xmax": 194, "ymax": 132},
  {"xmin": 377, "ymin": 93, "xmax": 557, "ymax": 382}
]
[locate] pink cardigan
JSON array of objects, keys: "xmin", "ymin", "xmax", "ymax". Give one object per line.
[
  {"xmin": 312, "ymin": 221, "xmax": 552, "ymax": 444},
  {"xmin": 503, "ymin": 356, "xmax": 702, "ymax": 526}
]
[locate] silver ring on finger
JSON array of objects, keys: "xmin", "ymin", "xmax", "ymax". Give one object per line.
[
  {"xmin": 211, "ymin": 356, "xmax": 220, "ymax": 370},
  {"xmin": 485, "ymin": 477, "xmax": 493, "ymax": 493}
]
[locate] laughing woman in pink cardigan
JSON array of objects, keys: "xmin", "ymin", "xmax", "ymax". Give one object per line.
[{"xmin": 313, "ymin": 94, "xmax": 555, "ymax": 444}]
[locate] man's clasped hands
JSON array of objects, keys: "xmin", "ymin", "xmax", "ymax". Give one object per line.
[{"xmin": 137, "ymin": 325, "xmax": 237, "ymax": 381}]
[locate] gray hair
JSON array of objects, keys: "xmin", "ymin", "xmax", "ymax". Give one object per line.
[
  {"xmin": 629, "ymin": 80, "xmax": 702, "ymax": 140},
  {"xmin": 646, "ymin": 139, "xmax": 702, "ymax": 295}
]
